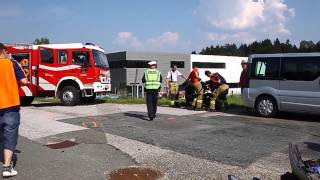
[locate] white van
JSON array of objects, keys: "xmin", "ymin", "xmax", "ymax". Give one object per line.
[{"xmin": 243, "ymin": 53, "xmax": 320, "ymax": 117}]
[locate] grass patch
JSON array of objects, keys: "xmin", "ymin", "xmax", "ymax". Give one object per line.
[
  {"xmin": 227, "ymin": 95, "xmax": 244, "ymax": 106},
  {"xmin": 102, "ymin": 96, "xmax": 172, "ymax": 106},
  {"xmin": 34, "ymin": 97, "xmax": 61, "ymax": 103}
]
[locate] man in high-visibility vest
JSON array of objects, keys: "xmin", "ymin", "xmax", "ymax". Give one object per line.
[
  {"xmin": 142, "ymin": 61, "xmax": 162, "ymax": 121},
  {"xmin": 0, "ymin": 43, "xmax": 28, "ymax": 177}
]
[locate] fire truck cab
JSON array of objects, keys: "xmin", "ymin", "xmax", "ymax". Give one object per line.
[{"xmin": 6, "ymin": 43, "xmax": 111, "ymax": 106}]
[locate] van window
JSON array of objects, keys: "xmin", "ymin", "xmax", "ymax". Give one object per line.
[
  {"xmin": 282, "ymin": 56, "xmax": 320, "ymax": 81},
  {"xmin": 72, "ymin": 51, "xmax": 90, "ymax": 66},
  {"xmin": 251, "ymin": 57, "xmax": 280, "ymax": 79},
  {"xmin": 40, "ymin": 48, "xmax": 54, "ymax": 64}
]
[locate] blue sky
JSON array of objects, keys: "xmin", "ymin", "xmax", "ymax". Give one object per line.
[{"xmin": 0, "ymin": 0, "xmax": 319, "ymax": 53}]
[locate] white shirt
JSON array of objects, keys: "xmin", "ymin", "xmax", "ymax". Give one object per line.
[{"xmin": 166, "ymin": 70, "xmax": 182, "ymax": 82}]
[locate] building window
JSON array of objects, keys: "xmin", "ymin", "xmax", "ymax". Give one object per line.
[
  {"xmin": 40, "ymin": 48, "xmax": 54, "ymax": 64},
  {"xmin": 109, "ymin": 60, "xmax": 126, "ymax": 69},
  {"xmin": 126, "ymin": 60, "xmax": 149, "ymax": 68},
  {"xmin": 171, "ymin": 61, "xmax": 185, "ymax": 68},
  {"xmin": 58, "ymin": 50, "xmax": 68, "ymax": 64},
  {"xmin": 192, "ymin": 62, "xmax": 225, "ymax": 69},
  {"xmin": 282, "ymin": 56, "xmax": 320, "ymax": 81},
  {"xmin": 250, "ymin": 57, "xmax": 280, "ymax": 79}
]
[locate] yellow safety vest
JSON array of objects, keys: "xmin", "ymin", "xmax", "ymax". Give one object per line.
[{"xmin": 144, "ymin": 69, "xmax": 161, "ymax": 90}]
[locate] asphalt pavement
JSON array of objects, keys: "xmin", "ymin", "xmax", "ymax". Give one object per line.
[{"xmin": 7, "ymin": 103, "xmax": 320, "ymax": 179}]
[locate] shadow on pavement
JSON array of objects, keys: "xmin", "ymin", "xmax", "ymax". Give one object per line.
[
  {"xmin": 304, "ymin": 142, "xmax": 320, "ymax": 152},
  {"xmin": 123, "ymin": 112, "xmax": 149, "ymax": 121},
  {"xmin": 26, "ymin": 100, "xmax": 106, "ymax": 107},
  {"xmin": 30, "ymin": 102, "xmax": 61, "ymax": 107},
  {"xmin": 218, "ymin": 105, "xmax": 320, "ymax": 123}
]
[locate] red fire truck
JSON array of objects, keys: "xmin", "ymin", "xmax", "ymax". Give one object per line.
[{"xmin": 5, "ymin": 43, "xmax": 111, "ymax": 106}]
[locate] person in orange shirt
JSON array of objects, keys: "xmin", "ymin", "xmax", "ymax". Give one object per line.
[
  {"xmin": 0, "ymin": 43, "xmax": 28, "ymax": 178},
  {"xmin": 186, "ymin": 67, "xmax": 203, "ymax": 110}
]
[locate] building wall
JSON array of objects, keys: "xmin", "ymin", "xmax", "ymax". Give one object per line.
[
  {"xmin": 108, "ymin": 52, "xmax": 248, "ymax": 95},
  {"xmin": 190, "ymin": 54, "xmax": 247, "ymax": 83},
  {"xmin": 107, "ymin": 52, "xmax": 127, "ymax": 93},
  {"xmin": 126, "ymin": 52, "xmax": 190, "ymax": 87},
  {"xmin": 191, "ymin": 54, "xmax": 248, "ymax": 94}
]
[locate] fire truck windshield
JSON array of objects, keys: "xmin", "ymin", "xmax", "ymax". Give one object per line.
[{"xmin": 93, "ymin": 49, "xmax": 109, "ymax": 68}]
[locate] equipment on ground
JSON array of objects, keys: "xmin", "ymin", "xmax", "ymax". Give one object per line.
[{"xmin": 289, "ymin": 143, "xmax": 320, "ymax": 180}]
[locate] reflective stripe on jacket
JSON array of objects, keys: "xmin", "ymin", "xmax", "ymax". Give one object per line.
[
  {"xmin": 144, "ymin": 69, "xmax": 161, "ymax": 90},
  {"xmin": 0, "ymin": 58, "xmax": 20, "ymax": 109}
]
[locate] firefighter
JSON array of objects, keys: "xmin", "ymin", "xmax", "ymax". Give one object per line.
[
  {"xmin": 142, "ymin": 61, "xmax": 162, "ymax": 121},
  {"xmin": 205, "ymin": 71, "xmax": 229, "ymax": 111},
  {"xmin": 166, "ymin": 64, "xmax": 186, "ymax": 106},
  {"xmin": 186, "ymin": 67, "xmax": 203, "ymax": 110}
]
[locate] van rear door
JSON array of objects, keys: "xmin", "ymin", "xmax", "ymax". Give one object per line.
[{"xmin": 279, "ymin": 56, "xmax": 320, "ymax": 113}]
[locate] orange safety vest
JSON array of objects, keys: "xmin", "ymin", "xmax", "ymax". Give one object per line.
[{"xmin": 0, "ymin": 58, "xmax": 20, "ymax": 109}]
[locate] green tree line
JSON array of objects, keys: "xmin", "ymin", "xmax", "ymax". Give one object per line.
[
  {"xmin": 193, "ymin": 38, "xmax": 320, "ymax": 56},
  {"xmin": 33, "ymin": 37, "xmax": 50, "ymax": 45}
]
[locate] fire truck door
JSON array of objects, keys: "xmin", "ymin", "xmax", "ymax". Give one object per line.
[{"xmin": 38, "ymin": 47, "xmax": 57, "ymax": 92}]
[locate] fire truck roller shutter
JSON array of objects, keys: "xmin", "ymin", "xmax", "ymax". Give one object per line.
[
  {"xmin": 19, "ymin": 58, "xmax": 30, "ymax": 76},
  {"xmin": 20, "ymin": 58, "xmax": 28, "ymax": 66}
]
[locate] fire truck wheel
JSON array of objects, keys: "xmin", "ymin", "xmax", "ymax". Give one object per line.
[
  {"xmin": 60, "ymin": 86, "xmax": 80, "ymax": 106},
  {"xmin": 20, "ymin": 96, "xmax": 34, "ymax": 106}
]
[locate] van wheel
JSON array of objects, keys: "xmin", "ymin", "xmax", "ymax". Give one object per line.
[
  {"xmin": 255, "ymin": 96, "xmax": 278, "ymax": 118},
  {"xmin": 20, "ymin": 96, "xmax": 34, "ymax": 106},
  {"xmin": 60, "ymin": 86, "xmax": 80, "ymax": 106}
]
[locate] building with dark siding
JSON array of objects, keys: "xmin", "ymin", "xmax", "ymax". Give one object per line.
[{"xmin": 107, "ymin": 51, "xmax": 190, "ymax": 95}]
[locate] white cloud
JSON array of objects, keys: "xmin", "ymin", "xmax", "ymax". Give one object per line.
[
  {"xmin": 147, "ymin": 32, "xmax": 180, "ymax": 47},
  {"xmin": 113, "ymin": 32, "xmax": 144, "ymax": 50},
  {"xmin": 113, "ymin": 32, "xmax": 188, "ymax": 52},
  {"xmin": 207, "ymin": 32, "xmax": 256, "ymax": 44},
  {"xmin": 196, "ymin": 0, "xmax": 295, "ymax": 43}
]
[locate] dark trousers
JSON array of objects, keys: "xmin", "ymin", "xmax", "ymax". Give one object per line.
[
  {"xmin": 146, "ymin": 90, "xmax": 158, "ymax": 118},
  {"xmin": 0, "ymin": 111, "xmax": 20, "ymax": 151}
]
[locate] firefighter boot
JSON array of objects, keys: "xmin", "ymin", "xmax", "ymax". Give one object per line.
[
  {"xmin": 196, "ymin": 100, "xmax": 203, "ymax": 110},
  {"xmin": 192, "ymin": 98, "xmax": 197, "ymax": 109},
  {"xmin": 210, "ymin": 100, "xmax": 216, "ymax": 111},
  {"xmin": 170, "ymin": 100, "xmax": 175, "ymax": 106}
]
